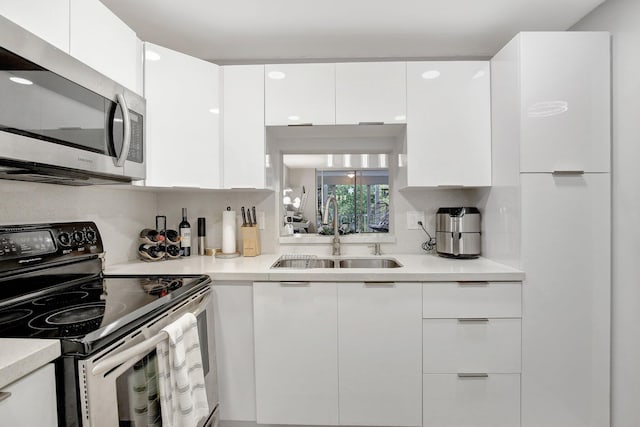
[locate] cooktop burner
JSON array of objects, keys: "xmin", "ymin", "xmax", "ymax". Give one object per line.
[
  {"xmin": 44, "ymin": 303, "xmax": 105, "ymax": 326},
  {"xmin": 0, "ymin": 308, "xmax": 33, "ymax": 325},
  {"xmin": 32, "ymin": 291, "xmax": 89, "ymax": 306}
]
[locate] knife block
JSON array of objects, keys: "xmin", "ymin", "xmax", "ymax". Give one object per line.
[{"xmin": 241, "ymin": 226, "xmax": 261, "ymax": 257}]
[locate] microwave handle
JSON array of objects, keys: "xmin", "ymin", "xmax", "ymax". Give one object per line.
[
  {"xmin": 115, "ymin": 93, "xmax": 131, "ymax": 167},
  {"xmin": 91, "ymin": 292, "xmax": 211, "ymax": 376}
]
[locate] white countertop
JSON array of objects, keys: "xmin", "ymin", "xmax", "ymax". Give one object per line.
[
  {"xmin": 0, "ymin": 339, "xmax": 61, "ymax": 389},
  {"xmin": 106, "ymin": 254, "xmax": 524, "ymax": 282}
]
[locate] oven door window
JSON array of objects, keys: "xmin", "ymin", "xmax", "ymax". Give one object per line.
[{"xmin": 116, "ymin": 350, "xmax": 162, "ymax": 427}]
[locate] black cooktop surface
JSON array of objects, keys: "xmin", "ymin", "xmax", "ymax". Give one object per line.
[{"xmin": 0, "ymin": 274, "xmax": 210, "ymax": 355}]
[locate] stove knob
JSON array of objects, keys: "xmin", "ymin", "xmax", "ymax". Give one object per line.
[
  {"xmin": 58, "ymin": 232, "xmax": 71, "ymax": 247},
  {"xmin": 85, "ymin": 229, "xmax": 97, "ymax": 244},
  {"xmin": 72, "ymin": 231, "xmax": 85, "ymax": 245}
]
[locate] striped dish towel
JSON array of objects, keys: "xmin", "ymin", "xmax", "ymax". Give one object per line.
[{"xmin": 157, "ymin": 312, "xmax": 210, "ymax": 427}]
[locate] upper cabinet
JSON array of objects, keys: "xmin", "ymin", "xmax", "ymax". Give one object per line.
[
  {"xmin": 144, "ymin": 42, "xmax": 222, "ymax": 189},
  {"xmin": 265, "ymin": 63, "xmax": 336, "ymax": 126},
  {"xmin": 69, "ymin": 0, "xmax": 142, "ymax": 94},
  {"xmin": 223, "ymin": 65, "xmax": 266, "ymax": 189},
  {"xmin": 405, "ymin": 61, "xmax": 492, "ymax": 187},
  {"xmin": 335, "ymin": 62, "xmax": 407, "ymax": 124},
  {"xmin": 0, "ymin": 0, "xmax": 70, "ymax": 52},
  {"xmin": 518, "ymin": 32, "xmax": 610, "ymax": 173}
]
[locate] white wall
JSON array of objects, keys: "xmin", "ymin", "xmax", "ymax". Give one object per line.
[
  {"xmin": 0, "ymin": 181, "xmax": 158, "ymax": 266},
  {"xmin": 572, "ymin": 2, "xmax": 640, "ymax": 426}
]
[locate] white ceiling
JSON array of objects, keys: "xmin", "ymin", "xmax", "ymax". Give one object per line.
[{"xmin": 100, "ymin": 0, "xmax": 606, "ymax": 63}]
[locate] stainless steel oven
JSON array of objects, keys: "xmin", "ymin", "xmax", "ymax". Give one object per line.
[
  {"xmin": 80, "ymin": 286, "xmax": 219, "ymax": 427},
  {"xmin": 0, "ymin": 222, "xmax": 219, "ymax": 427},
  {"xmin": 0, "ymin": 15, "xmax": 145, "ymax": 185}
]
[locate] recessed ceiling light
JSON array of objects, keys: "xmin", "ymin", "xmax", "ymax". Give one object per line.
[
  {"xmin": 9, "ymin": 76, "xmax": 33, "ymax": 85},
  {"xmin": 209, "ymin": 108, "xmax": 220, "ymax": 114},
  {"xmin": 394, "ymin": 115, "xmax": 406, "ymax": 121},
  {"xmin": 268, "ymin": 71, "xmax": 286, "ymax": 80},
  {"xmin": 288, "ymin": 115, "xmax": 300, "ymax": 121},
  {"xmin": 421, "ymin": 70, "xmax": 441, "ymax": 80},
  {"xmin": 472, "ymin": 70, "xmax": 486, "ymax": 80},
  {"xmin": 145, "ymin": 50, "xmax": 161, "ymax": 61}
]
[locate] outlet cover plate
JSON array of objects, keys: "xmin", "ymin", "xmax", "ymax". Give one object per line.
[{"xmin": 407, "ymin": 211, "xmax": 425, "ymax": 230}]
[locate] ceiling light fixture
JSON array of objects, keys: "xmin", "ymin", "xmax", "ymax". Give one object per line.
[
  {"xmin": 268, "ymin": 71, "xmax": 286, "ymax": 80},
  {"xmin": 145, "ymin": 50, "xmax": 161, "ymax": 61},
  {"xmin": 9, "ymin": 76, "xmax": 33, "ymax": 85},
  {"xmin": 421, "ymin": 70, "xmax": 441, "ymax": 80}
]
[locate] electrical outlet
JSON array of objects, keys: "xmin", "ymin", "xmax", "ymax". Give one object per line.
[
  {"xmin": 407, "ymin": 211, "xmax": 425, "ymax": 230},
  {"xmin": 257, "ymin": 212, "xmax": 265, "ymax": 230}
]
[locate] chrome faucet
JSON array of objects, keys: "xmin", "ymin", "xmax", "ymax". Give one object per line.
[{"xmin": 322, "ymin": 195, "xmax": 341, "ymax": 256}]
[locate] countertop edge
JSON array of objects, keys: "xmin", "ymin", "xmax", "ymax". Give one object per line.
[{"xmin": 0, "ymin": 339, "xmax": 61, "ymax": 389}]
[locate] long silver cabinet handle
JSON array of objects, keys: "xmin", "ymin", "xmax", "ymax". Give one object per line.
[
  {"xmin": 457, "ymin": 281, "xmax": 489, "ymax": 286},
  {"xmin": 457, "ymin": 318, "xmax": 489, "ymax": 323},
  {"xmin": 457, "ymin": 373, "xmax": 489, "ymax": 378},
  {"xmin": 279, "ymin": 282, "xmax": 311, "ymax": 286},
  {"xmin": 552, "ymin": 170, "xmax": 585, "ymax": 176},
  {"xmin": 0, "ymin": 391, "xmax": 12, "ymax": 402},
  {"xmin": 358, "ymin": 121, "xmax": 384, "ymax": 125},
  {"xmin": 364, "ymin": 282, "xmax": 396, "ymax": 287}
]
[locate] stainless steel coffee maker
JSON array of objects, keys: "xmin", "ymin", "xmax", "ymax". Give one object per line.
[{"xmin": 435, "ymin": 207, "xmax": 481, "ymax": 258}]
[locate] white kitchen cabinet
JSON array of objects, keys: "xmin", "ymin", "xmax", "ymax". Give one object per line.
[
  {"xmin": 0, "ymin": 0, "xmax": 70, "ymax": 52},
  {"xmin": 422, "ymin": 282, "xmax": 521, "ymax": 319},
  {"xmin": 253, "ymin": 282, "xmax": 339, "ymax": 425},
  {"xmin": 337, "ymin": 282, "xmax": 422, "ymax": 426},
  {"xmin": 423, "ymin": 374, "xmax": 520, "ymax": 427},
  {"xmin": 519, "ymin": 32, "xmax": 610, "ymax": 173},
  {"xmin": 520, "ymin": 173, "xmax": 610, "ymax": 427},
  {"xmin": 69, "ymin": 0, "xmax": 141, "ymax": 93},
  {"xmin": 405, "ymin": 61, "xmax": 491, "ymax": 187},
  {"xmin": 0, "ymin": 364, "xmax": 58, "ymax": 427},
  {"xmin": 144, "ymin": 42, "xmax": 222, "ymax": 189},
  {"xmin": 265, "ymin": 63, "xmax": 335, "ymax": 125},
  {"xmin": 222, "ymin": 65, "xmax": 266, "ymax": 189},
  {"xmin": 422, "ymin": 319, "xmax": 521, "ymax": 374},
  {"xmin": 212, "ymin": 283, "xmax": 256, "ymax": 421},
  {"xmin": 335, "ymin": 62, "xmax": 406, "ymax": 124}
]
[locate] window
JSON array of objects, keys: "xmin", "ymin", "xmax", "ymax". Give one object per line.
[{"xmin": 316, "ymin": 169, "xmax": 389, "ymax": 234}]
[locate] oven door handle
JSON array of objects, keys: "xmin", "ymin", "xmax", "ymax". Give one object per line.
[{"xmin": 91, "ymin": 293, "xmax": 211, "ymax": 376}]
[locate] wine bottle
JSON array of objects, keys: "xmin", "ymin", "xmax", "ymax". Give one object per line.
[
  {"xmin": 139, "ymin": 244, "xmax": 163, "ymax": 259},
  {"xmin": 140, "ymin": 228, "xmax": 164, "ymax": 242},
  {"xmin": 179, "ymin": 208, "xmax": 191, "ymax": 256},
  {"xmin": 164, "ymin": 244, "xmax": 180, "ymax": 257}
]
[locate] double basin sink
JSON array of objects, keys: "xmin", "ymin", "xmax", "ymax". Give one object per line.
[{"xmin": 271, "ymin": 257, "xmax": 402, "ymax": 269}]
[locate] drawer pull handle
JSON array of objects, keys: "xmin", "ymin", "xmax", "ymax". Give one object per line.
[
  {"xmin": 0, "ymin": 392, "xmax": 12, "ymax": 402},
  {"xmin": 458, "ymin": 318, "xmax": 489, "ymax": 323},
  {"xmin": 552, "ymin": 170, "xmax": 585, "ymax": 176},
  {"xmin": 364, "ymin": 282, "xmax": 395, "ymax": 287},
  {"xmin": 457, "ymin": 281, "xmax": 489, "ymax": 286},
  {"xmin": 358, "ymin": 121, "xmax": 384, "ymax": 125},
  {"xmin": 279, "ymin": 281, "xmax": 311, "ymax": 286},
  {"xmin": 457, "ymin": 373, "xmax": 489, "ymax": 378}
]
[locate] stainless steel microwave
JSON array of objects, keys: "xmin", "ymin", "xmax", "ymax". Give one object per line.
[{"xmin": 0, "ymin": 15, "xmax": 145, "ymax": 185}]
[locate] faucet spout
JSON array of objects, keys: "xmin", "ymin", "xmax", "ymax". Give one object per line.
[{"xmin": 322, "ymin": 195, "xmax": 341, "ymax": 256}]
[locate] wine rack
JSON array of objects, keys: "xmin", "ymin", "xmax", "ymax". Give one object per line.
[{"xmin": 137, "ymin": 216, "xmax": 182, "ymax": 262}]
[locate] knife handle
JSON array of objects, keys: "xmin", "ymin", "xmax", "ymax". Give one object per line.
[{"xmin": 241, "ymin": 207, "xmax": 247, "ymax": 226}]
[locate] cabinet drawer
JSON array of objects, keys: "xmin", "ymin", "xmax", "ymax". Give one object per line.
[
  {"xmin": 422, "ymin": 282, "xmax": 521, "ymax": 318},
  {"xmin": 423, "ymin": 319, "xmax": 521, "ymax": 373},
  {"xmin": 0, "ymin": 364, "xmax": 58, "ymax": 427},
  {"xmin": 423, "ymin": 373, "xmax": 520, "ymax": 427}
]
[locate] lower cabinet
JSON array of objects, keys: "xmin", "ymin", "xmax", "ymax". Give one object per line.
[
  {"xmin": 253, "ymin": 281, "xmax": 422, "ymax": 426},
  {"xmin": 0, "ymin": 363, "xmax": 58, "ymax": 427},
  {"xmin": 338, "ymin": 282, "xmax": 422, "ymax": 426},
  {"xmin": 253, "ymin": 282, "xmax": 339, "ymax": 425},
  {"xmin": 423, "ymin": 374, "xmax": 520, "ymax": 427},
  {"xmin": 422, "ymin": 282, "xmax": 522, "ymax": 427}
]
